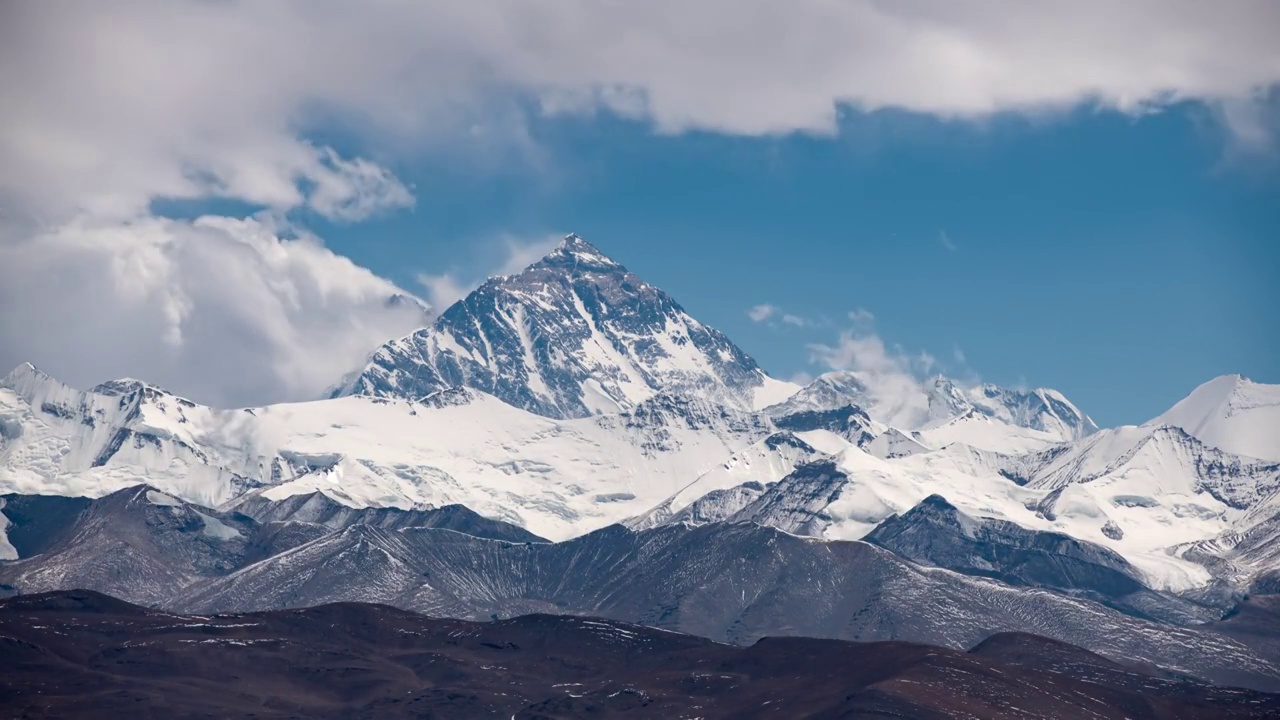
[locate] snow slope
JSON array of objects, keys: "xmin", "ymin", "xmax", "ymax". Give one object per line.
[
  {"xmin": 0, "ymin": 364, "xmax": 771, "ymax": 540},
  {"xmin": 635, "ymin": 402, "xmax": 1279, "ymax": 592},
  {"xmin": 1149, "ymin": 374, "xmax": 1280, "ymax": 461}
]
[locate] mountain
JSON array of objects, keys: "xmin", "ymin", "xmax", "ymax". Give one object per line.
[
  {"xmin": 0, "ymin": 484, "xmax": 545, "ymax": 603},
  {"xmin": 332, "ymin": 234, "xmax": 797, "ymax": 418},
  {"xmin": 963, "ymin": 380, "xmax": 1099, "ymax": 441},
  {"xmin": 5, "ymin": 354, "xmax": 1277, "ymax": 591},
  {"xmin": 766, "ymin": 371, "xmax": 1096, "ymax": 452},
  {"xmin": 625, "ymin": 431, "xmax": 825, "ymax": 530},
  {"xmin": 0, "ymin": 364, "xmax": 775, "ymax": 540},
  {"xmin": 0, "ymin": 486, "xmax": 261, "ymax": 605},
  {"xmin": 646, "ymin": 415, "xmax": 1280, "ymax": 593},
  {"xmin": 1149, "ymin": 374, "xmax": 1280, "ymax": 461},
  {"xmin": 7, "ymin": 590, "xmax": 1277, "ymax": 719},
  {"xmin": 167, "ymin": 522, "xmax": 1279, "ymax": 691},
  {"xmin": 0, "ymin": 362, "xmax": 258, "ymax": 506},
  {"xmin": 228, "ymin": 490, "xmax": 547, "ymax": 543},
  {"xmin": 863, "ymin": 494, "xmax": 1213, "ymax": 624},
  {"xmin": 4, "ymin": 483, "xmax": 1279, "ymax": 689}
]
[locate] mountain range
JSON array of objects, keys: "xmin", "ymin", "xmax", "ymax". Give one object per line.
[
  {"xmin": 3, "ymin": 234, "xmax": 1279, "ymax": 698},
  {"xmin": 7, "ymin": 590, "xmax": 1277, "ymax": 719}
]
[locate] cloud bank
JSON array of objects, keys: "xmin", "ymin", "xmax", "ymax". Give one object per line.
[{"xmin": 0, "ymin": 216, "xmax": 428, "ymax": 407}]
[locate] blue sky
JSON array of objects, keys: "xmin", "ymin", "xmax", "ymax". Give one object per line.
[
  {"xmin": 3, "ymin": 1, "xmax": 1278, "ymax": 419},
  {"xmin": 310, "ymin": 104, "xmax": 1279, "ymax": 427}
]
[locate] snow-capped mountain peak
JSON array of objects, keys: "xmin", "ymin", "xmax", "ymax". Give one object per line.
[
  {"xmin": 332, "ymin": 234, "xmax": 773, "ymax": 419},
  {"xmin": 530, "ymin": 233, "xmax": 623, "ymax": 272},
  {"xmin": 962, "ymin": 381, "xmax": 1098, "ymax": 441},
  {"xmin": 1149, "ymin": 374, "xmax": 1280, "ymax": 461},
  {"xmin": 767, "ymin": 369, "xmax": 1095, "ymax": 451}
]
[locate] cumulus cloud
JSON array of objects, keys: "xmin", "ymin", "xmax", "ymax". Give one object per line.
[
  {"xmin": 0, "ymin": 215, "xmax": 428, "ymax": 407},
  {"xmin": 4, "ymin": 0, "xmax": 1280, "ymax": 221},
  {"xmin": 417, "ymin": 235, "xmax": 560, "ymax": 312},
  {"xmin": 748, "ymin": 303, "xmax": 814, "ymax": 328}
]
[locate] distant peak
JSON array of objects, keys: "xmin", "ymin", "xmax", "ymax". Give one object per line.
[
  {"xmin": 1, "ymin": 361, "xmax": 59, "ymax": 395},
  {"xmin": 558, "ymin": 232, "xmax": 589, "ymax": 250},
  {"xmin": 533, "ymin": 233, "xmax": 623, "ymax": 273},
  {"xmin": 3, "ymin": 361, "xmax": 44, "ymax": 381}
]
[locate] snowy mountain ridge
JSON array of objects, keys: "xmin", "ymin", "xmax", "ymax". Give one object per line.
[
  {"xmin": 1, "ymin": 359, "xmax": 788, "ymax": 540},
  {"xmin": 765, "ymin": 370, "xmax": 1097, "ymax": 452},
  {"xmin": 2, "ymin": 233, "xmax": 1276, "ymax": 598}
]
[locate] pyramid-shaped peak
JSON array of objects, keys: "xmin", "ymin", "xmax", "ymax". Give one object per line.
[
  {"xmin": 532, "ymin": 233, "xmax": 623, "ymax": 273},
  {"xmin": 1, "ymin": 361, "xmax": 65, "ymax": 398},
  {"xmin": 3, "ymin": 361, "xmax": 45, "ymax": 384}
]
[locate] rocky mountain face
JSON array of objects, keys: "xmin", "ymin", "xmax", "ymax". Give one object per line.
[
  {"xmin": 3, "ymin": 487, "xmax": 1276, "ymax": 691},
  {"xmin": 332, "ymin": 235, "xmax": 773, "ymax": 418},
  {"xmin": 228, "ymin": 490, "xmax": 547, "ymax": 543},
  {"xmin": 0, "ymin": 485, "xmax": 542, "ymax": 604},
  {"xmin": 863, "ymin": 494, "xmax": 1212, "ymax": 624}
]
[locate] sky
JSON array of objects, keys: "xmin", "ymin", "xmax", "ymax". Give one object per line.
[{"xmin": 0, "ymin": 1, "xmax": 1277, "ymax": 426}]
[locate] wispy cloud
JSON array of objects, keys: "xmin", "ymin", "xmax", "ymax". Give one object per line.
[
  {"xmin": 747, "ymin": 304, "xmax": 779, "ymax": 322},
  {"xmin": 416, "ymin": 234, "xmax": 560, "ymax": 314},
  {"xmin": 847, "ymin": 308, "xmax": 875, "ymax": 327},
  {"xmin": 804, "ymin": 311, "xmax": 979, "ymax": 427},
  {"xmin": 939, "ymin": 229, "xmax": 958, "ymax": 253},
  {"xmin": 748, "ymin": 303, "xmax": 814, "ymax": 329}
]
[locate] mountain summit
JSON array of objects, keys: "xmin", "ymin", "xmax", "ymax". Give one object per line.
[
  {"xmin": 332, "ymin": 234, "xmax": 782, "ymax": 418},
  {"xmin": 1148, "ymin": 374, "xmax": 1280, "ymax": 461}
]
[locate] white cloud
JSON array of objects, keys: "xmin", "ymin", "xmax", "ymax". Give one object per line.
[
  {"xmin": 416, "ymin": 272, "xmax": 471, "ymax": 314},
  {"xmin": 748, "ymin": 304, "xmax": 779, "ymax": 323},
  {"xmin": 789, "ymin": 371, "xmax": 815, "ymax": 386},
  {"xmin": 4, "ymin": 1, "xmax": 1279, "ymax": 222},
  {"xmin": 847, "ymin": 308, "xmax": 876, "ymax": 327},
  {"xmin": 0, "ymin": 215, "xmax": 428, "ymax": 407},
  {"xmin": 749, "ymin": 304, "xmax": 813, "ymax": 327},
  {"xmin": 808, "ymin": 330, "xmax": 934, "ymax": 427}
]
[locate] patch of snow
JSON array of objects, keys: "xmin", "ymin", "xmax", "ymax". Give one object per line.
[
  {"xmin": 194, "ymin": 510, "xmax": 242, "ymax": 541},
  {"xmin": 0, "ymin": 499, "xmax": 17, "ymax": 560}
]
